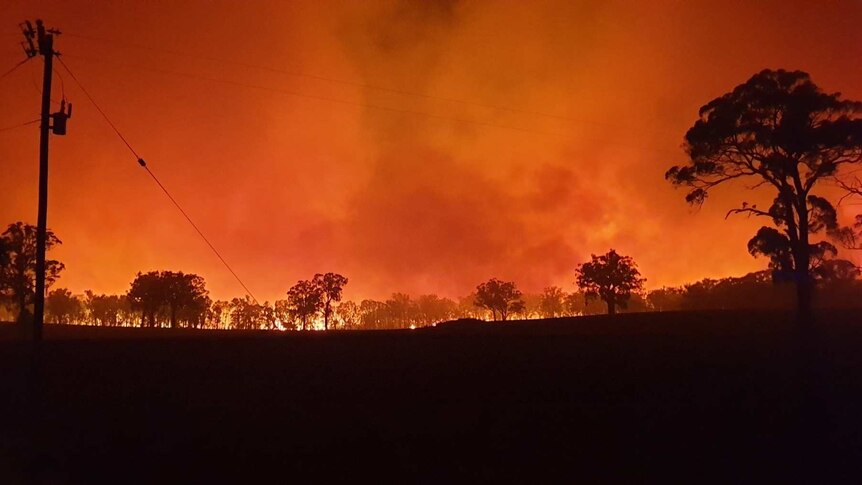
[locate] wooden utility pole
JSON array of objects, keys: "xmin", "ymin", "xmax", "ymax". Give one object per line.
[
  {"xmin": 33, "ymin": 20, "xmax": 54, "ymax": 342},
  {"xmin": 20, "ymin": 19, "xmax": 70, "ymax": 341}
]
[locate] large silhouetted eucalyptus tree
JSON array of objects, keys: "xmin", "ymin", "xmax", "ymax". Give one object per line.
[
  {"xmin": 576, "ymin": 249, "xmax": 645, "ymax": 315},
  {"xmin": 666, "ymin": 69, "xmax": 862, "ymax": 315}
]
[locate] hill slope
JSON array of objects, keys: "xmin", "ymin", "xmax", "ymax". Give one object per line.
[{"xmin": 1, "ymin": 310, "xmax": 859, "ymax": 483}]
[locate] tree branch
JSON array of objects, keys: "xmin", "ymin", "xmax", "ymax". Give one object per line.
[{"xmin": 725, "ymin": 207, "xmax": 773, "ymax": 220}]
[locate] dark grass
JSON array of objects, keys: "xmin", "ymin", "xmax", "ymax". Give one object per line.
[{"xmin": 1, "ymin": 310, "xmax": 861, "ymax": 483}]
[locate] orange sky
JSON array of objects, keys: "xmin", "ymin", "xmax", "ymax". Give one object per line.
[{"xmin": 1, "ymin": 0, "xmax": 861, "ymax": 303}]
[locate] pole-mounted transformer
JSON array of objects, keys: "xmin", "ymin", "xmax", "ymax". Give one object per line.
[{"xmin": 51, "ymin": 99, "xmax": 72, "ymax": 136}]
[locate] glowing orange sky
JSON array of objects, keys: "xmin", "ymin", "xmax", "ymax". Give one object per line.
[{"xmin": 1, "ymin": 1, "xmax": 861, "ymax": 302}]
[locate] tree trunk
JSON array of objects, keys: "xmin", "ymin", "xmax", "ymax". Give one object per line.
[
  {"xmin": 607, "ymin": 296, "xmax": 616, "ymax": 316},
  {"xmin": 795, "ymin": 195, "xmax": 813, "ymax": 321},
  {"xmin": 794, "ymin": 222, "xmax": 812, "ymax": 321}
]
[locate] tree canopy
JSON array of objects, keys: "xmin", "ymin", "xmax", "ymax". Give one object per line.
[
  {"xmin": 313, "ymin": 272, "xmax": 348, "ymax": 330},
  {"xmin": 539, "ymin": 286, "xmax": 566, "ymax": 318},
  {"xmin": 228, "ymin": 295, "xmax": 274, "ymax": 330},
  {"xmin": 474, "ymin": 278, "xmax": 525, "ymax": 321},
  {"xmin": 286, "ymin": 279, "xmax": 324, "ymax": 330},
  {"xmin": 576, "ymin": 249, "xmax": 645, "ymax": 315},
  {"xmin": 46, "ymin": 288, "xmax": 84, "ymax": 324},
  {"xmin": 127, "ymin": 271, "xmax": 210, "ymax": 328},
  {"xmin": 0, "ymin": 222, "xmax": 65, "ymax": 323}
]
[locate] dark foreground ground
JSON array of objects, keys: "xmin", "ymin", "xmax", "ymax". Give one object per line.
[{"xmin": 1, "ymin": 310, "xmax": 861, "ymax": 483}]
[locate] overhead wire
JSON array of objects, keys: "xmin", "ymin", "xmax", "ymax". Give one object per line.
[
  {"xmin": 0, "ymin": 117, "xmax": 40, "ymax": 133},
  {"xmin": 63, "ymin": 33, "xmax": 625, "ymax": 128},
  {"xmin": 55, "ymin": 55, "xmax": 260, "ymax": 305},
  {"xmin": 54, "ymin": 63, "xmax": 66, "ymax": 100},
  {"xmin": 61, "ymin": 53, "xmax": 679, "ymax": 155},
  {"xmin": 62, "ymin": 53, "xmax": 571, "ymax": 137},
  {"xmin": 63, "ymin": 31, "xmax": 681, "ymax": 138},
  {"xmin": 0, "ymin": 57, "xmax": 30, "ymax": 81}
]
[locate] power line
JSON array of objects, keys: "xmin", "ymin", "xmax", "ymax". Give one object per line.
[
  {"xmin": 56, "ymin": 55, "xmax": 260, "ymax": 305},
  {"xmin": 57, "ymin": 56, "xmax": 140, "ymax": 158},
  {"xmin": 64, "ymin": 31, "xmax": 662, "ymax": 134},
  {"xmin": 0, "ymin": 57, "xmax": 30, "ymax": 81},
  {"xmin": 0, "ymin": 117, "xmax": 39, "ymax": 133},
  {"xmin": 139, "ymin": 165, "xmax": 261, "ymax": 306},
  {"xmin": 62, "ymin": 53, "xmax": 570, "ymax": 137},
  {"xmin": 62, "ymin": 53, "xmax": 679, "ymax": 155}
]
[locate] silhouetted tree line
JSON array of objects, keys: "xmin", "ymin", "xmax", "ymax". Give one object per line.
[
  {"xmin": 2, "ymin": 221, "xmax": 861, "ymax": 330},
  {"xmin": 20, "ymin": 268, "xmax": 858, "ymax": 331},
  {"xmin": 649, "ymin": 269, "xmax": 862, "ymax": 312}
]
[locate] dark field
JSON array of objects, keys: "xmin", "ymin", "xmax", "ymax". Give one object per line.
[{"xmin": 2, "ymin": 311, "xmax": 861, "ymax": 483}]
